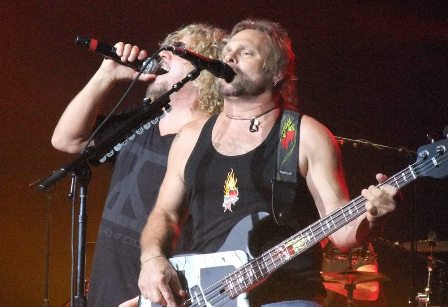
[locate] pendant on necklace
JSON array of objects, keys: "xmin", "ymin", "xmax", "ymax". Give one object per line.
[{"xmin": 249, "ymin": 118, "xmax": 260, "ymax": 132}]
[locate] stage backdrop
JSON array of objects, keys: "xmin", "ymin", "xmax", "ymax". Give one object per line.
[{"xmin": 1, "ymin": 1, "xmax": 447, "ymax": 306}]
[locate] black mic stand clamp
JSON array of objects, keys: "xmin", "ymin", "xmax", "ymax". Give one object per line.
[{"xmin": 32, "ymin": 68, "xmax": 202, "ymax": 307}]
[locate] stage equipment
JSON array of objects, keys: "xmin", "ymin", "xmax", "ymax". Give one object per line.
[
  {"xmin": 400, "ymin": 240, "xmax": 448, "ymax": 253},
  {"xmin": 412, "ymin": 232, "xmax": 448, "ymax": 306},
  {"xmin": 322, "ymin": 271, "xmax": 387, "ymax": 307},
  {"xmin": 75, "ymin": 36, "xmax": 166, "ymax": 75},
  {"xmin": 322, "ymin": 240, "xmax": 382, "ymax": 306}
]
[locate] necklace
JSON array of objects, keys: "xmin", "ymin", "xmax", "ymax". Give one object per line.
[{"xmin": 225, "ymin": 106, "xmax": 279, "ymax": 132}]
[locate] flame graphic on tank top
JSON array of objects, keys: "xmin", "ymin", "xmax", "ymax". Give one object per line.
[{"xmin": 222, "ymin": 168, "xmax": 239, "ymax": 212}]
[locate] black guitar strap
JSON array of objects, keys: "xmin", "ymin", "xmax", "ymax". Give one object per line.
[{"xmin": 272, "ymin": 109, "xmax": 301, "ymax": 228}]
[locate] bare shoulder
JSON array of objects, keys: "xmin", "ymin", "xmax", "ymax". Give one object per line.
[
  {"xmin": 170, "ymin": 117, "xmax": 209, "ymax": 161},
  {"xmin": 299, "ymin": 114, "xmax": 342, "ymax": 173},
  {"xmin": 175, "ymin": 117, "xmax": 208, "ymax": 143},
  {"xmin": 181, "ymin": 117, "xmax": 209, "ymax": 132},
  {"xmin": 300, "ymin": 115, "xmax": 336, "ymax": 148}
]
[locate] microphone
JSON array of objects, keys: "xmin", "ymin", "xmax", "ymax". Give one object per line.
[
  {"xmin": 75, "ymin": 36, "xmax": 166, "ymax": 74},
  {"xmin": 164, "ymin": 46, "xmax": 235, "ymax": 83}
]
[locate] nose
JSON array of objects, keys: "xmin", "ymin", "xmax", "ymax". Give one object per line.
[
  {"xmin": 159, "ymin": 49, "xmax": 171, "ymax": 60},
  {"xmin": 223, "ymin": 51, "xmax": 237, "ymax": 64}
]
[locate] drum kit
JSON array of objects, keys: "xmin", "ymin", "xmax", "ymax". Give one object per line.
[
  {"xmin": 321, "ymin": 241, "xmax": 383, "ymax": 307},
  {"xmin": 321, "ymin": 239, "xmax": 448, "ymax": 307},
  {"xmin": 401, "ymin": 239, "xmax": 448, "ymax": 307}
]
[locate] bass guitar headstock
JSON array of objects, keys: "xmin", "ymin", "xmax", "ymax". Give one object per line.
[{"xmin": 415, "ymin": 134, "xmax": 448, "ymax": 179}]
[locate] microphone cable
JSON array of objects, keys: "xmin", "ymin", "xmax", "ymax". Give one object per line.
[{"xmin": 80, "ymin": 47, "xmax": 166, "ymax": 154}]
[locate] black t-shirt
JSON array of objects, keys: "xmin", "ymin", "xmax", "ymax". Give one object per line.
[{"xmin": 87, "ymin": 114, "xmax": 189, "ymax": 307}]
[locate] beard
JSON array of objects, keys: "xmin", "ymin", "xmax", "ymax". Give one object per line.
[
  {"xmin": 218, "ymin": 71, "xmax": 272, "ymax": 99},
  {"xmin": 145, "ymin": 80, "xmax": 170, "ymax": 101}
]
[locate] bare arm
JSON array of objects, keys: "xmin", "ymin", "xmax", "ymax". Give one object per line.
[
  {"xmin": 51, "ymin": 43, "xmax": 154, "ymax": 153},
  {"xmin": 138, "ymin": 120, "xmax": 206, "ymax": 307},
  {"xmin": 137, "ymin": 155, "xmax": 187, "ymax": 306},
  {"xmin": 300, "ymin": 116, "xmax": 397, "ymax": 250}
]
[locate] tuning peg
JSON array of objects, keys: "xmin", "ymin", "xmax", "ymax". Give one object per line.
[
  {"xmin": 419, "ymin": 150, "xmax": 429, "ymax": 159},
  {"xmin": 426, "ymin": 133, "xmax": 436, "ymax": 143},
  {"xmin": 436, "ymin": 145, "xmax": 446, "ymax": 154},
  {"xmin": 443, "ymin": 126, "xmax": 448, "ymax": 139}
]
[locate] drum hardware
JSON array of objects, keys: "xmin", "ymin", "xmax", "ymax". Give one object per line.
[
  {"xmin": 400, "ymin": 240, "xmax": 448, "ymax": 253},
  {"xmin": 375, "ymin": 236, "xmax": 448, "ymax": 306},
  {"xmin": 415, "ymin": 253, "xmax": 440, "ymax": 307},
  {"xmin": 322, "ymin": 241, "xmax": 383, "ymax": 306},
  {"xmin": 412, "ymin": 232, "xmax": 448, "ymax": 307},
  {"xmin": 323, "ymin": 242, "xmax": 376, "ymax": 269},
  {"xmin": 322, "ymin": 271, "xmax": 388, "ymax": 307},
  {"xmin": 415, "ymin": 253, "xmax": 448, "ymax": 307}
]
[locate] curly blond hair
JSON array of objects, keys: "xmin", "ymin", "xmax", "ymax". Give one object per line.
[
  {"xmin": 231, "ymin": 19, "xmax": 298, "ymax": 109},
  {"xmin": 162, "ymin": 24, "xmax": 227, "ymax": 115}
]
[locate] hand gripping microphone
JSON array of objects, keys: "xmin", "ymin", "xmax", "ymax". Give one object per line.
[
  {"xmin": 164, "ymin": 45, "xmax": 236, "ymax": 83},
  {"xmin": 75, "ymin": 36, "xmax": 166, "ymax": 74}
]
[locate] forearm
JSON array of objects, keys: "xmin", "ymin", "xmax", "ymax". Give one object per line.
[
  {"xmin": 330, "ymin": 213, "xmax": 387, "ymax": 251},
  {"xmin": 51, "ymin": 68, "xmax": 115, "ymax": 153},
  {"xmin": 332, "ymin": 179, "xmax": 398, "ymax": 250},
  {"xmin": 140, "ymin": 208, "xmax": 181, "ymax": 264},
  {"xmin": 138, "ymin": 210, "xmax": 187, "ymax": 306}
]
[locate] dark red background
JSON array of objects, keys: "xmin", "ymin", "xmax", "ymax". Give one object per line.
[{"xmin": 1, "ymin": 1, "xmax": 447, "ymax": 305}]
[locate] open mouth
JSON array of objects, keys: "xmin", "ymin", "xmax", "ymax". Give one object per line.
[
  {"xmin": 154, "ymin": 61, "xmax": 169, "ymax": 75},
  {"xmin": 144, "ymin": 55, "xmax": 169, "ymax": 75},
  {"xmin": 156, "ymin": 67, "xmax": 169, "ymax": 75}
]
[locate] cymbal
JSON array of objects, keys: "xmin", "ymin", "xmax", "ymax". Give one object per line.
[
  {"xmin": 400, "ymin": 240, "xmax": 448, "ymax": 253},
  {"xmin": 322, "ymin": 271, "xmax": 387, "ymax": 285},
  {"xmin": 322, "ymin": 267, "xmax": 382, "ymax": 301}
]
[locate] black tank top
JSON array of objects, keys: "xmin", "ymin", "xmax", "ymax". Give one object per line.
[{"xmin": 184, "ymin": 114, "xmax": 325, "ymax": 303}]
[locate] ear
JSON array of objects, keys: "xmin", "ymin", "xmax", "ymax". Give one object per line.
[
  {"xmin": 272, "ymin": 72, "xmax": 285, "ymax": 85},
  {"xmin": 273, "ymin": 71, "xmax": 284, "ymax": 86}
]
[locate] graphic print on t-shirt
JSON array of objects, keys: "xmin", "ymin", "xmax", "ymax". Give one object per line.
[{"xmin": 222, "ymin": 168, "xmax": 239, "ymax": 212}]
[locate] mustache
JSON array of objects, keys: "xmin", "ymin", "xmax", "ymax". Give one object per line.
[{"xmin": 226, "ymin": 65, "xmax": 242, "ymax": 76}]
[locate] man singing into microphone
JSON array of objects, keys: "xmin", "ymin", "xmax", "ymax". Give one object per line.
[{"xmin": 51, "ymin": 23, "xmax": 227, "ymax": 306}]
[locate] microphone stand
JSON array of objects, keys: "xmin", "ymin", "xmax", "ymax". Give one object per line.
[
  {"xmin": 43, "ymin": 191, "xmax": 54, "ymax": 307},
  {"xmin": 32, "ymin": 68, "xmax": 201, "ymax": 307},
  {"xmin": 28, "ymin": 176, "xmax": 56, "ymax": 307}
]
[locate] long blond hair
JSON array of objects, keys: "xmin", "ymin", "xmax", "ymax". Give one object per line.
[{"xmin": 162, "ymin": 24, "xmax": 227, "ymax": 115}]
